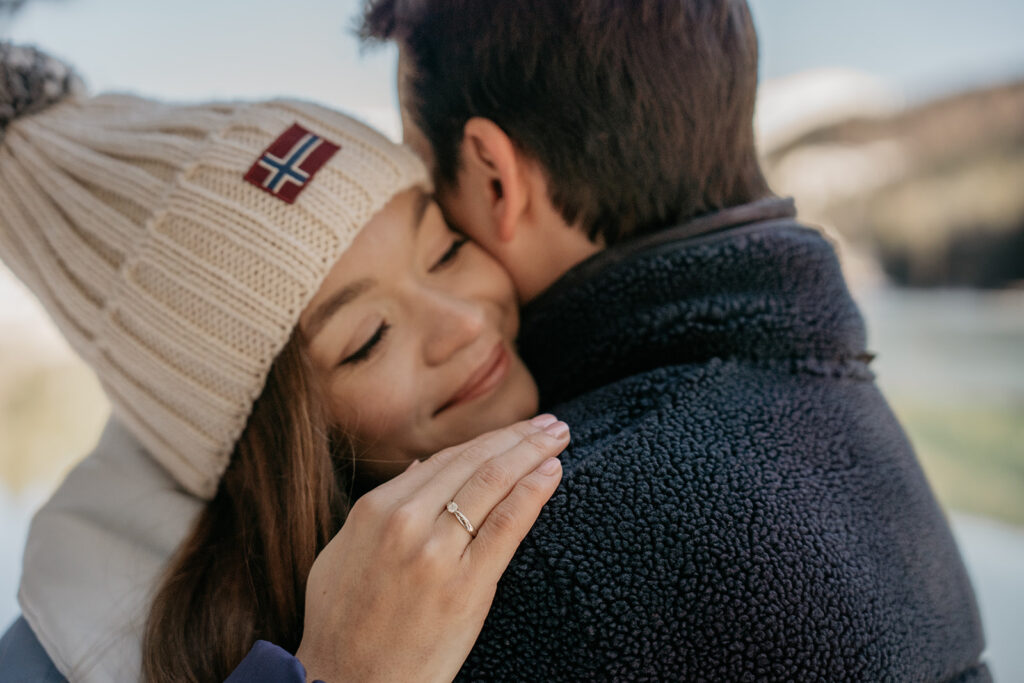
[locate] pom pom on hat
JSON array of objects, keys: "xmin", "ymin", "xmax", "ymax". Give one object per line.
[{"xmin": 0, "ymin": 42, "xmax": 83, "ymax": 143}]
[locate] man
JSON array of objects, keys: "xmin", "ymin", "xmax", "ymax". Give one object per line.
[{"xmin": 345, "ymin": 0, "xmax": 987, "ymax": 680}]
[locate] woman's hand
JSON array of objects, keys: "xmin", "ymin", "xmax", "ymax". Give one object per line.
[{"xmin": 295, "ymin": 415, "xmax": 569, "ymax": 683}]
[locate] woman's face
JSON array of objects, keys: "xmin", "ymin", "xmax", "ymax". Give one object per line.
[{"xmin": 299, "ymin": 188, "xmax": 538, "ymax": 484}]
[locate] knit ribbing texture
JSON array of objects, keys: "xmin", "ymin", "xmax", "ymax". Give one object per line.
[{"xmin": 0, "ymin": 86, "xmax": 429, "ymax": 498}]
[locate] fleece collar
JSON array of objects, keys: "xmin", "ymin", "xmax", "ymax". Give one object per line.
[{"xmin": 519, "ymin": 198, "xmax": 869, "ymax": 407}]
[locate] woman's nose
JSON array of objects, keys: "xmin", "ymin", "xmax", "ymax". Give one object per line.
[{"xmin": 421, "ymin": 291, "xmax": 486, "ymax": 366}]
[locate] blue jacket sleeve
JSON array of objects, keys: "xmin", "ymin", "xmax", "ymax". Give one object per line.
[
  {"xmin": 225, "ymin": 641, "xmax": 319, "ymax": 683},
  {"xmin": 0, "ymin": 616, "xmax": 316, "ymax": 683},
  {"xmin": 0, "ymin": 616, "xmax": 67, "ymax": 682}
]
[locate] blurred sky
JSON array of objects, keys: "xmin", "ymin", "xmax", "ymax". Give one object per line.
[
  {"xmin": 750, "ymin": 0, "xmax": 1024, "ymax": 99},
  {"xmin": 2, "ymin": 0, "xmax": 1023, "ymax": 140}
]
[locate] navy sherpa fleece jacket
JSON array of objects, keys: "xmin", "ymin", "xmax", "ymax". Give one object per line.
[{"xmin": 455, "ymin": 198, "xmax": 988, "ymax": 682}]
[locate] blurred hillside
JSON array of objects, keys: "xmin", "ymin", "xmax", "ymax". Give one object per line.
[
  {"xmin": 753, "ymin": 71, "xmax": 1024, "ymax": 528},
  {"xmin": 760, "ymin": 73, "xmax": 1024, "ymax": 289}
]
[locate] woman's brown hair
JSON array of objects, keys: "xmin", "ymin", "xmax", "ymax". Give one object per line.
[{"xmin": 143, "ymin": 330, "xmax": 352, "ymax": 682}]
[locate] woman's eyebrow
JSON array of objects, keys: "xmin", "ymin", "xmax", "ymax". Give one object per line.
[
  {"xmin": 304, "ymin": 277, "xmax": 376, "ymax": 340},
  {"xmin": 305, "ymin": 191, "xmax": 426, "ymax": 341}
]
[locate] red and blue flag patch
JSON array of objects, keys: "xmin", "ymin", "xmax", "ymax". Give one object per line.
[{"xmin": 244, "ymin": 123, "xmax": 340, "ymax": 204}]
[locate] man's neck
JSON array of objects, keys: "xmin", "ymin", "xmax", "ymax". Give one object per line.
[
  {"xmin": 516, "ymin": 226, "xmax": 604, "ymax": 304},
  {"xmin": 518, "ymin": 197, "xmax": 793, "ymax": 305}
]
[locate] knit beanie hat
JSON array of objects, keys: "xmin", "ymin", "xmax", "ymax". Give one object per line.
[{"xmin": 0, "ymin": 43, "xmax": 430, "ymax": 499}]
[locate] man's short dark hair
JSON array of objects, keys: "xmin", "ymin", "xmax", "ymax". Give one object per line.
[{"xmin": 362, "ymin": 0, "xmax": 772, "ymax": 245}]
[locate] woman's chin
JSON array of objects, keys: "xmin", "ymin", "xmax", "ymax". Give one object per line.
[{"xmin": 452, "ymin": 392, "xmax": 539, "ymax": 445}]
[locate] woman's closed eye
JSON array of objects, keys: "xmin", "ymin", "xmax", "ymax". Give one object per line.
[
  {"xmin": 430, "ymin": 236, "xmax": 468, "ymax": 272},
  {"xmin": 341, "ymin": 322, "xmax": 391, "ymax": 366},
  {"xmin": 338, "ymin": 234, "xmax": 467, "ymax": 367}
]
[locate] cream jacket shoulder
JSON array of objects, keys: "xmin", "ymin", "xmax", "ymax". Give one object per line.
[{"xmin": 18, "ymin": 417, "xmax": 201, "ymax": 682}]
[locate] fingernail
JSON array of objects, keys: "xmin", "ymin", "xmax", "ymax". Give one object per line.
[
  {"xmin": 405, "ymin": 459, "xmax": 420, "ymax": 471},
  {"xmin": 538, "ymin": 457, "xmax": 561, "ymax": 475},
  {"xmin": 544, "ymin": 421, "xmax": 569, "ymax": 438},
  {"xmin": 531, "ymin": 413, "xmax": 558, "ymax": 428}
]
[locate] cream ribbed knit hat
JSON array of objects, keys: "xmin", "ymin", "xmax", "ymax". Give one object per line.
[{"xmin": 0, "ymin": 44, "xmax": 430, "ymax": 499}]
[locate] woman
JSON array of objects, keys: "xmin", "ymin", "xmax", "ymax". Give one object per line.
[{"xmin": 0, "ymin": 43, "xmax": 568, "ymax": 682}]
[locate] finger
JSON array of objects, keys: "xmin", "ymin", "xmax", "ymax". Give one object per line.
[
  {"xmin": 435, "ymin": 421, "xmax": 569, "ymax": 546},
  {"xmin": 380, "ymin": 415, "xmax": 558, "ymax": 502},
  {"xmin": 461, "ymin": 457, "xmax": 563, "ymax": 575},
  {"xmin": 419, "ymin": 418, "xmax": 567, "ymax": 521}
]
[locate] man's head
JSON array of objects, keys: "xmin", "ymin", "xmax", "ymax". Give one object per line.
[{"xmin": 362, "ymin": 0, "xmax": 772, "ymax": 301}]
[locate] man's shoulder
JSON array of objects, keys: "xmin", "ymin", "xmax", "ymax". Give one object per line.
[
  {"xmin": 548, "ymin": 356, "xmax": 854, "ymax": 457},
  {"xmin": 464, "ymin": 359, "xmax": 985, "ymax": 680},
  {"xmin": 529, "ymin": 356, "xmax": 927, "ymax": 571}
]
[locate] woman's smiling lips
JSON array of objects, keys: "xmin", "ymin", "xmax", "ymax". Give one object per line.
[{"xmin": 437, "ymin": 342, "xmax": 510, "ymax": 414}]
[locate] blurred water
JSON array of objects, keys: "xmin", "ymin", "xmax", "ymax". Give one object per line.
[
  {"xmin": 857, "ymin": 287, "xmax": 1024, "ymax": 403},
  {"xmin": 952, "ymin": 514, "xmax": 1024, "ymax": 680},
  {"xmin": 858, "ymin": 287, "xmax": 1024, "ymax": 678}
]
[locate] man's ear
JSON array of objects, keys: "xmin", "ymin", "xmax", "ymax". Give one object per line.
[{"xmin": 460, "ymin": 117, "xmax": 528, "ymax": 242}]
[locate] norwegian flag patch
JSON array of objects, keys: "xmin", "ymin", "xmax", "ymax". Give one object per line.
[{"xmin": 244, "ymin": 123, "xmax": 340, "ymax": 204}]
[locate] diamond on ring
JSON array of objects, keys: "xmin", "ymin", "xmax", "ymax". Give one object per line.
[{"xmin": 445, "ymin": 500, "xmax": 476, "ymax": 537}]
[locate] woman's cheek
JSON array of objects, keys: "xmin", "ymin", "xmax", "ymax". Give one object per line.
[{"xmin": 330, "ymin": 373, "xmax": 422, "ymax": 447}]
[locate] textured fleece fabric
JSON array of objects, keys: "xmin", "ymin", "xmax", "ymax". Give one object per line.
[
  {"xmin": 452, "ymin": 199, "xmax": 988, "ymax": 681},
  {"xmin": 220, "ymin": 199, "xmax": 988, "ymax": 682}
]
